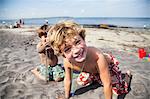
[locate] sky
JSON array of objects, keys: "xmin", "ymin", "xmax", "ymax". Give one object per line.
[{"xmin": 0, "ymin": 0, "xmax": 149, "ymax": 19}]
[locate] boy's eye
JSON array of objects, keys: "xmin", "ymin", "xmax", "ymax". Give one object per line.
[
  {"xmin": 64, "ymin": 46, "xmax": 71, "ymax": 53},
  {"xmin": 75, "ymin": 40, "xmax": 81, "ymax": 45}
]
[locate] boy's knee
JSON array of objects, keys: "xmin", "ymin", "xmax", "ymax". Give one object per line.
[{"xmin": 31, "ymin": 68, "xmax": 36, "ymax": 73}]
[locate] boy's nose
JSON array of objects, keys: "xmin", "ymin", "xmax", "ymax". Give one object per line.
[{"xmin": 72, "ymin": 47, "xmax": 80, "ymax": 55}]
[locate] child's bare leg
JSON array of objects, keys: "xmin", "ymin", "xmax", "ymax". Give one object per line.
[
  {"xmin": 124, "ymin": 70, "xmax": 132, "ymax": 85},
  {"xmin": 54, "ymin": 77, "xmax": 64, "ymax": 82},
  {"xmin": 125, "ymin": 70, "xmax": 132, "ymax": 91},
  {"xmin": 126, "ymin": 70, "xmax": 132, "ymax": 77},
  {"xmin": 31, "ymin": 67, "xmax": 38, "ymax": 74},
  {"xmin": 31, "ymin": 67, "xmax": 46, "ymax": 81}
]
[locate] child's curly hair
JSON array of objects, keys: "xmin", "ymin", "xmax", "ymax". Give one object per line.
[
  {"xmin": 36, "ymin": 29, "xmax": 47, "ymax": 38},
  {"xmin": 47, "ymin": 21, "xmax": 85, "ymax": 55},
  {"xmin": 36, "ymin": 24, "xmax": 50, "ymax": 38}
]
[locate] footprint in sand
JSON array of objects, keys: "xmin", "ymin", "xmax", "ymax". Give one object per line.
[
  {"xmin": 0, "ymin": 75, "xmax": 9, "ymax": 84},
  {"xmin": 0, "ymin": 66, "xmax": 8, "ymax": 74},
  {"xmin": 53, "ymin": 90, "xmax": 65, "ymax": 99},
  {"xmin": 3, "ymin": 71, "xmax": 19, "ymax": 82},
  {"xmin": 131, "ymin": 83, "xmax": 148, "ymax": 99},
  {"xmin": 8, "ymin": 63, "xmax": 21, "ymax": 71},
  {"xmin": 1, "ymin": 48, "xmax": 11, "ymax": 59},
  {"xmin": 18, "ymin": 61, "xmax": 33, "ymax": 72},
  {"xmin": 2, "ymin": 83, "xmax": 27, "ymax": 98}
]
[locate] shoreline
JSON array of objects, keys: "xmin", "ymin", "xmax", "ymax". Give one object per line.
[
  {"xmin": 1, "ymin": 17, "xmax": 150, "ymax": 29},
  {"xmin": 0, "ymin": 23, "xmax": 150, "ymax": 29}
]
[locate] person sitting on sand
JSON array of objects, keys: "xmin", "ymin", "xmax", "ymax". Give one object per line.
[
  {"xmin": 47, "ymin": 21, "xmax": 132, "ymax": 98},
  {"xmin": 31, "ymin": 27, "xmax": 64, "ymax": 82},
  {"xmin": 13, "ymin": 22, "xmax": 21, "ymax": 28}
]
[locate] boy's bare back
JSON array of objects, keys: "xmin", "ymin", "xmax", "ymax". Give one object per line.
[{"xmin": 37, "ymin": 41, "xmax": 58, "ymax": 66}]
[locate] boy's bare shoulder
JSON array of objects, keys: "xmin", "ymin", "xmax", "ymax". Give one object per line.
[
  {"xmin": 86, "ymin": 47, "xmax": 104, "ymax": 62},
  {"xmin": 88, "ymin": 46, "xmax": 103, "ymax": 54}
]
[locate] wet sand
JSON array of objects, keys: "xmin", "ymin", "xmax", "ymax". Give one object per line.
[{"xmin": 0, "ymin": 27, "xmax": 150, "ymax": 99}]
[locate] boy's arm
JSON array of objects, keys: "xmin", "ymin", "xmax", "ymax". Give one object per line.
[
  {"xmin": 37, "ymin": 42, "xmax": 47, "ymax": 53},
  {"xmin": 97, "ymin": 53, "xmax": 112, "ymax": 99},
  {"xmin": 64, "ymin": 59, "xmax": 72, "ymax": 99},
  {"xmin": 31, "ymin": 67, "xmax": 46, "ymax": 81}
]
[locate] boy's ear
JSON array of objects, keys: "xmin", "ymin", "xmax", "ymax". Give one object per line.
[{"xmin": 79, "ymin": 29, "xmax": 85, "ymax": 40}]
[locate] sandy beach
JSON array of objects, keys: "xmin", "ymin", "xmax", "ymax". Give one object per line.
[{"xmin": 0, "ymin": 26, "xmax": 150, "ymax": 99}]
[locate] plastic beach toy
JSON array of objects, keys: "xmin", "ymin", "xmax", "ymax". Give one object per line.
[{"xmin": 138, "ymin": 48, "xmax": 146, "ymax": 59}]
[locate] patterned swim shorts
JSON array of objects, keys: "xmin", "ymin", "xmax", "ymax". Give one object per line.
[
  {"xmin": 37, "ymin": 64, "xmax": 64, "ymax": 81},
  {"xmin": 76, "ymin": 53, "xmax": 129, "ymax": 95}
]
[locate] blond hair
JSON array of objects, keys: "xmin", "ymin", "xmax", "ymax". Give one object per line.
[{"xmin": 47, "ymin": 21, "xmax": 85, "ymax": 55}]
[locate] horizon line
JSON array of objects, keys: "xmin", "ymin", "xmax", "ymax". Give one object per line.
[{"xmin": 0, "ymin": 16, "xmax": 150, "ymax": 20}]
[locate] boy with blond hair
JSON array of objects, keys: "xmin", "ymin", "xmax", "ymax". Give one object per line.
[{"xmin": 47, "ymin": 21, "xmax": 131, "ymax": 99}]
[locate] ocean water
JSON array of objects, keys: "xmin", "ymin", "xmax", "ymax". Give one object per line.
[{"xmin": 0, "ymin": 17, "xmax": 150, "ymax": 28}]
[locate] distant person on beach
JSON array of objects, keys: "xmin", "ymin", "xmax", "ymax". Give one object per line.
[
  {"xmin": 19, "ymin": 19, "xmax": 24, "ymax": 26},
  {"xmin": 45, "ymin": 19, "xmax": 49, "ymax": 25},
  {"xmin": 13, "ymin": 22, "xmax": 21, "ymax": 28},
  {"xmin": 47, "ymin": 21, "xmax": 132, "ymax": 98},
  {"xmin": 31, "ymin": 26, "xmax": 64, "ymax": 82}
]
